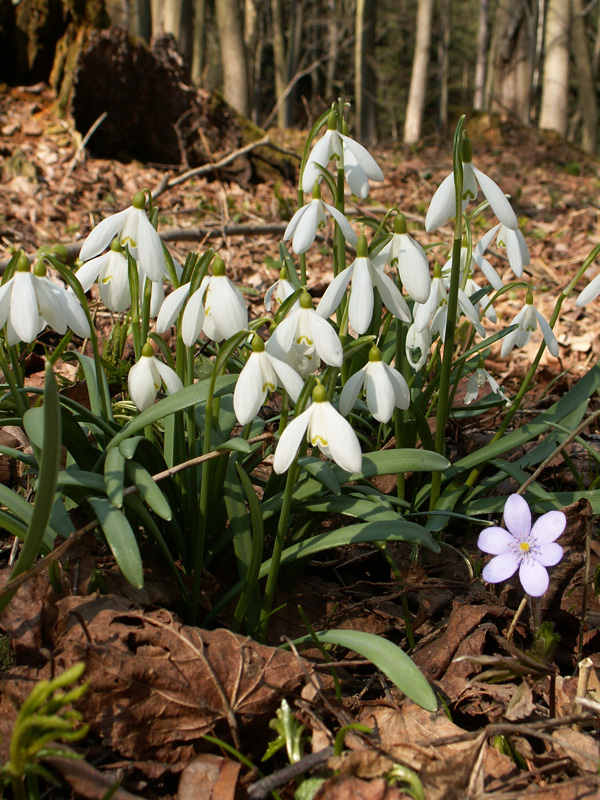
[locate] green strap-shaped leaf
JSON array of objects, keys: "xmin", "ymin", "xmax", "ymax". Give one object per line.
[
  {"xmin": 125, "ymin": 459, "xmax": 172, "ymax": 521},
  {"xmin": 104, "ymin": 447, "xmax": 126, "ymax": 508},
  {"xmin": 293, "ymin": 629, "xmax": 436, "ymax": 711},
  {"xmin": 88, "ymin": 497, "xmax": 143, "ymax": 589}
]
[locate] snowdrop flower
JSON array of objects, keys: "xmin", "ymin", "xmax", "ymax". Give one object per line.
[
  {"xmin": 266, "ymin": 290, "xmax": 343, "ymax": 378},
  {"xmin": 443, "ymin": 249, "xmax": 497, "ymax": 323},
  {"xmin": 425, "ymin": 135, "xmax": 518, "ymax": 233},
  {"xmin": 576, "ymin": 272, "xmax": 600, "ymax": 307},
  {"xmin": 500, "ymin": 291, "xmax": 559, "ymax": 358},
  {"xmin": 265, "ymin": 267, "xmax": 297, "ymax": 312},
  {"xmin": 414, "ymin": 265, "xmax": 486, "ymax": 341},
  {"xmin": 405, "ymin": 322, "xmax": 431, "ymax": 371},
  {"xmin": 340, "ymin": 346, "xmax": 410, "ymax": 423},
  {"xmin": 79, "ymin": 191, "xmax": 165, "ymax": 283},
  {"xmin": 75, "ymin": 238, "xmax": 164, "ymax": 315},
  {"xmin": 474, "ymin": 223, "xmax": 530, "ymax": 289},
  {"xmin": 371, "ymin": 214, "xmax": 431, "ymax": 304},
  {"xmin": 478, "ymin": 494, "xmax": 565, "ymax": 597},
  {"xmin": 0, "ymin": 254, "xmax": 89, "ymax": 345},
  {"xmin": 156, "ymin": 257, "xmax": 247, "ymax": 345},
  {"xmin": 284, "ymin": 182, "xmax": 357, "ymax": 255},
  {"xmin": 317, "ymin": 233, "xmax": 411, "ymax": 335},
  {"xmin": 273, "ymin": 382, "xmax": 362, "ymax": 474},
  {"xmin": 233, "ymin": 334, "xmax": 304, "ymax": 425},
  {"xmin": 127, "ymin": 340, "xmax": 183, "ymax": 412},
  {"xmin": 464, "ymin": 358, "xmax": 510, "ymax": 406},
  {"xmin": 302, "ymin": 110, "xmax": 383, "ymax": 198}
]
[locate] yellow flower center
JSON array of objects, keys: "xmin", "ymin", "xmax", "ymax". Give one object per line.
[{"xmin": 519, "ymin": 541, "xmax": 530, "ymax": 553}]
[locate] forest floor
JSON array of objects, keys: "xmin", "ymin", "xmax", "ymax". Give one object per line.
[{"xmin": 2, "ymin": 84, "xmax": 600, "ymax": 800}]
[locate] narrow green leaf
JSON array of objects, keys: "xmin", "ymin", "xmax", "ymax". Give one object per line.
[
  {"xmin": 292, "ymin": 629, "xmax": 437, "ymax": 711},
  {"xmin": 62, "ymin": 351, "xmax": 113, "ymax": 421},
  {"xmin": 88, "ymin": 497, "xmax": 143, "ymax": 588},
  {"xmin": 104, "ymin": 447, "xmax": 126, "ymax": 508},
  {"xmin": 125, "ymin": 459, "xmax": 172, "ymax": 521}
]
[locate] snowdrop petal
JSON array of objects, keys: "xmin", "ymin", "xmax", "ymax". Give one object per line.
[
  {"xmin": 385, "ymin": 364, "xmax": 411, "ymax": 409},
  {"xmin": 156, "ymin": 283, "xmax": 191, "ymax": 333},
  {"xmin": 74, "ymin": 254, "xmax": 106, "ymax": 292},
  {"xmin": 365, "ymin": 361, "xmax": 395, "ymax": 423},
  {"xmin": 62, "ymin": 286, "xmax": 91, "ymax": 338},
  {"xmin": 128, "ymin": 358, "xmax": 157, "ymax": 412},
  {"xmin": 348, "ymin": 259, "xmax": 374, "ymax": 334},
  {"xmin": 476, "ymin": 257, "xmax": 504, "ymax": 292},
  {"xmin": 340, "ymin": 134, "xmax": 384, "ymax": 182},
  {"xmin": 325, "ymin": 203, "xmax": 358, "ymax": 246},
  {"xmin": 322, "ymin": 405, "xmax": 363, "ymax": 474},
  {"xmin": 475, "ymin": 224, "xmax": 501, "ymax": 258},
  {"xmin": 34, "ymin": 278, "xmax": 68, "ymax": 335},
  {"xmin": 310, "ymin": 314, "xmax": 343, "ymax": 366},
  {"xmin": 268, "ymin": 354, "xmax": 304, "ymax": 401},
  {"xmin": 100, "ymin": 252, "xmax": 131, "ymax": 311},
  {"xmin": 533, "ymin": 308, "xmax": 559, "ymax": 357},
  {"xmin": 457, "ymin": 289, "xmax": 486, "ymax": 337},
  {"xmin": 79, "ymin": 208, "xmax": 129, "ymax": 261},
  {"xmin": 0, "ymin": 281, "xmax": 12, "ymax": 328},
  {"xmin": 482, "ymin": 553, "xmax": 520, "ymax": 583},
  {"xmin": 339, "ymin": 368, "xmax": 365, "ymax": 416},
  {"xmin": 292, "ymin": 201, "xmax": 320, "ymax": 254},
  {"xmin": 425, "ymin": 172, "xmax": 456, "ymax": 232},
  {"xmin": 283, "ymin": 204, "xmax": 308, "ymax": 242},
  {"xmin": 518, "ymin": 559, "xmax": 549, "ymax": 597},
  {"xmin": 576, "ymin": 273, "xmax": 600, "ymax": 307},
  {"xmin": 503, "ymin": 494, "xmax": 531, "ymax": 539},
  {"xmin": 530, "ymin": 510, "xmax": 567, "ymax": 544},
  {"xmin": 478, "ymin": 526, "xmax": 516, "ymax": 555},
  {"xmin": 234, "ymin": 354, "xmax": 266, "ymax": 425},
  {"xmin": 134, "ymin": 214, "xmax": 165, "ymax": 282},
  {"xmin": 371, "ymin": 266, "xmax": 411, "ymax": 323},
  {"xmin": 181, "ymin": 288, "xmax": 206, "ymax": 346},
  {"xmin": 154, "ymin": 359, "xmax": 184, "ymax": 395},
  {"xmin": 302, "ymin": 131, "xmax": 336, "ymax": 193},
  {"xmin": 12, "ymin": 272, "xmax": 40, "ymax": 342},
  {"xmin": 395, "ymin": 234, "xmax": 431, "ymax": 304},
  {"xmin": 472, "ymin": 166, "xmax": 518, "ymax": 230},
  {"xmin": 342, "ymin": 148, "xmax": 370, "ymax": 198},
  {"xmin": 504, "ymin": 228, "xmax": 528, "ymax": 277},
  {"xmin": 317, "ymin": 267, "xmax": 354, "ymax": 320},
  {"xmin": 273, "ymin": 406, "xmax": 313, "ymax": 473}
]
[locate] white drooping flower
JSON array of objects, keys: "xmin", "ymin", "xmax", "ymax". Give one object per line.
[
  {"xmin": 413, "ymin": 267, "xmax": 486, "ymax": 341},
  {"xmin": 233, "ymin": 334, "xmax": 304, "ymax": 426},
  {"xmin": 473, "ymin": 223, "xmax": 530, "ymax": 289},
  {"xmin": 405, "ymin": 322, "xmax": 432, "ymax": 371},
  {"xmin": 425, "ymin": 135, "xmax": 518, "ymax": 233},
  {"xmin": 576, "ymin": 270, "xmax": 600, "ymax": 307},
  {"xmin": 464, "ymin": 358, "xmax": 511, "ymax": 406},
  {"xmin": 340, "ymin": 346, "xmax": 410, "ymax": 423},
  {"xmin": 317, "ymin": 233, "xmax": 411, "ymax": 335},
  {"xmin": 75, "ymin": 237, "xmax": 166, "ymax": 315},
  {"xmin": 0, "ymin": 254, "xmax": 90, "ymax": 345},
  {"xmin": 443, "ymin": 249, "xmax": 497, "ymax": 323},
  {"xmin": 283, "ymin": 182, "xmax": 357, "ymax": 255},
  {"xmin": 273, "ymin": 382, "xmax": 362, "ymax": 475},
  {"xmin": 371, "ymin": 214, "xmax": 431, "ymax": 304},
  {"xmin": 266, "ymin": 290, "xmax": 343, "ymax": 379},
  {"xmin": 127, "ymin": 340, "xmax": 183, "ymax": 412},
  {"xmin": 264, "ymin": 267, "xmax": 297, "ymax": 312},
  {"xmin": 156, "ymin": 257, "xmax": 248, "ymax": 345},
  {"xmin": 79, "ymin": 191, "xmax": 165, "ymax": 283},
  {"xmin": 500, "ymin": 291, "xmax": 559, "ymax": 358},
  {"xmin": 302, "ymin": 110, "xmax": 384, "ymax": 198}
]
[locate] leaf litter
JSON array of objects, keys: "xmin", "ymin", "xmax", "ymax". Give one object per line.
[{"xmin": 2, "ymin": 87, "xmax": 600, "ymax": 798}]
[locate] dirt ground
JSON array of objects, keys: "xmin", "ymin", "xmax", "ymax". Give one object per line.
[{"xmin": 2, "ymin": 84, "xmax": 600, "ymax": 799}]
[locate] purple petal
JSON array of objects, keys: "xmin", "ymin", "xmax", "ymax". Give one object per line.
[
  {"xmin": 536, "ymin": 543, "xmax": 563, "ymax": 567},
  {"xmin": 478, "ymin": 527, "xmax": 515, "ymax": 555},
  {"xmin": 530, "ymin": 510, "xmax": 566, "ymax": 544},
  {"xmin": 503, "ymin": 494, "xmax": 531, "ymax": 539},
  {"xmin": 482, "ymin": 553, "xmax": 519, "ymax": 584},
  {"xmin": 518, "ymin": 560, "xmax": 549, "ymax": 597}
]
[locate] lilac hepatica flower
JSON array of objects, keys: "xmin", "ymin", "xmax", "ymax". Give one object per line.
[
  {"xmin": 79, "ymin": 192, "xmax": 165, "ymax": 283},
  {"xmin": 500, "ymin": 291, "xmax": 559, "ymax": 358},
  {"xmin": 425, "ymin": 135, "xmax": 518, "ymax": 233},
  {"xmin": 284, "ymin": 182, "xmax": 357, "ymax": 255},
  {"xmin": 302, "ymin": 110, "xmax": 383, "ymax": 198},
  {"xmin": 273, "ymin": 382, "xmax": 362, "ymax": 475},
  {"xmin": 340, "ymin": 345, "xmax": 410, "ymax": 423},
  {"xmin": 478, "ymin": 494, "xmax": 565, "ymax": 597},
  {"xmin": 317, "ymin": 233, "xmax": 411, "ymax": 335},
  {"xmin": 371, "ymin": 214, "xmax": 431, "ymax": 304}
]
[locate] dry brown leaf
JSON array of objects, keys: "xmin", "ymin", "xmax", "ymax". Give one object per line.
[
  {"xmin": 313, "ymin": 775, "xmax": 409, "ymax": 800},
  {"xmin": 177, "ymin": 754, "xmax": 240, "ymax": 800}
]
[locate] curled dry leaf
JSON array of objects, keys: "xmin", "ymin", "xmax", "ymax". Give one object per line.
[{"xmin": 52, "ymin": 594, "xmax": 307, "ymax": 763}]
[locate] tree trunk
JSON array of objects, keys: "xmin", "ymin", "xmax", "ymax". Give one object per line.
[
  {"xmin": 403, "ymin": 0, "xmax": 435, "ymax": 145},
  {"xmin": 474, "ymin": 0, "xmax": 490, "ymax": 110},
  {"xmin": 271, "ymin": 0, "xmax": 288, "ymax": 128},
  {"xmin": 325, "ymin": 0, "xmax": 339, "ymax": 100},
  {"xmin": 191, "ymin": 0, "xmax": 206, "ymax": 84},
  {"xmin": 539, "ymin": 0, "xmax": 570, "ymax": 135},
  {"xmin": 354, "ymin": 0, "xmax": 377, "ymax": 144},
  {"xmin": 437, "ymin": 0, "xmax": 450, "ymax": 132},
  {"xmin": 571, "ymin": 0, "xmax": 596, "ymax": 153},
  {"xmin": 214, "ymin": 0, "xmax": 250, "ymax": 116},
  {"xmin": 128, "ymin": 0, "xmax": 151, "ymax": 42}
]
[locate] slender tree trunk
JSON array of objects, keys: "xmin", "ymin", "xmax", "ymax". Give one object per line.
[
  {"xmin": 437, "ymin": 0, "xmax": 450, "ymax": 132},
  {"xmin": 215, "ymin": 0, "xmax": 250, "ymax": 115},
  {"xmin": 403, "ymin": 0, "xmax": 435, "ymax": 144},
  {"xmin": 325, "ymin": 0, "xmax": 339, "ymax": 99},
  {"xmin": 191, "ymin": 0, "xmax": 205, "ymax": 84},
  {"xmin": 539, "ymin": 0, "xmax": 570, "ymax": 134},
  {"xmin": 355, "ymin": 0, "xmax": 377, "ymax": 144},
  {"xmin": 571, "ymin": 0, "xmax": 596, "ymax": 152},
  {"xmin": 474, "ymin": 0, "xmax": 489, "ymax": 109},
  {"xmin": 128, "ymin": 0, "xmax": 152, "ymax": 42},
  {"xmin": 271, "ymin": 0, "xmax": 287, "ymax": 128}
]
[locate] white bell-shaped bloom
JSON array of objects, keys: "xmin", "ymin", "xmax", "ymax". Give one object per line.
[
  {"xmin": 443, "ymin": 249, "xmax": 497, "ymax": 323},
  {"xmin": 266, "ymin": 290, "xmax": 343, "ymax": 378},
  {"xmin": 576, "ymin": 272, "xmax": 600, "ymax": 307},
  {"xmin": 265, "ymin": 267, "xmax": 297, "ymax": 312},
  {"xmin": 340, "ymin": 346, "xmax": 410, "ymax": 423},
  {"xmin": 464, "ymin": 358, "xmax": 510, "ymax": 406},
  {"xmin": 302, "ymin": 111, "xmax": 383, "ymax": 198},
  {"xmin": 284, "ymin": 182, "xmax": 357, "ymax": 255},
  {"xmin": 371, "ymin": 214, "xmax": 431, "ymax": 304},
  {"xmin": 405, "ymin": 322, "xmax": 432, "ymax": 371},
  {"xmin": 414, "ymin": 269, "xmax": 486, "ymax": 341},
  {"xmin": 501, "ymin": 292, "xmax": 559, "ymax": 358},
  {"xmin": 474, "ymin": 223, "xmax": 529, "ymax": 288},
  {"xmin": 273, "ymin": 382, "xmax": 362, "ymax": 474},
  {"xmin": 127, "ymin": 340, "xmax": 183, "ymax": 412},
  {"xmin": 317, "ymin": 234, "xmax": 411, "ymax": 335},
  {"xmin": 425, "ymin": 136, "xmax": 518, "ymax": 233},
  {"xmin": 79, "ymin": 192, "xmax": 165, "ymax": 283},
  {"xmin": 233, "ymin": 335, "xmax": 304, "ymax": 425},
  {"xmin": 0, "ymin": 255, "xmax": 90, "ymax": 345}
]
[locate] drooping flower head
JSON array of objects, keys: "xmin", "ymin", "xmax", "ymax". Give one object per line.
[
  {"xmin": 273, "ymin": 381, "xmax": 362, "ymax": 475},
  {"xmin": 283, "ymin": 181, "xmax": 357, "ymax": 255},
  {"xmin": 464, "ymin": 357, "xmax": 510, "ymax": 406},
  {"xmin": 478, "ymin": 494, "xmax": 565, "ymax": 597},
  {"xmin": 265, "ymin": 267, "xmax": 297, "ymax": 312},
  {"xmin": 500, "ymin": 290, "xmax": 559, "ymax": 358},
  {"xmin": 340, "ymin": 345, "xmax": 410, "ymax": 423},
  {"xmin": 127, "ymin": 340, "xmax": 183, "ymax": 412},
  {"xmin": 371, "ymin": 213, "xmax": 431, "ymax": 304},
  {"xmin": 474, "ymin": 222, "xmax": 530, "ymax": 288}
]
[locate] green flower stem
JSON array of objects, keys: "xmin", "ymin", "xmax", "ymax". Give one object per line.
[
  {"xmin": 0, "ymin": 344, "xmax": 29, "ymax": 420},
  {"xmin": 258, "ymin": 456, "xmax": 300, "ymax": 642},
  {"xmin": 47, "ymin": 330, "xmax": 73, "ymax": 367},
  {"xmin": 464, "ymin": 243, "xmax": 600, "ymax": 490},
  {"xmin": 430, "ymin": 117, "xmax": 465, "ymax": 509},
  {"xmin": 140, "ymin": 276, "xmax": 153, "ymax": 347},
  {"xmin": 394, "ymin": 320, "xmax": 407, "ymax": 502}
]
